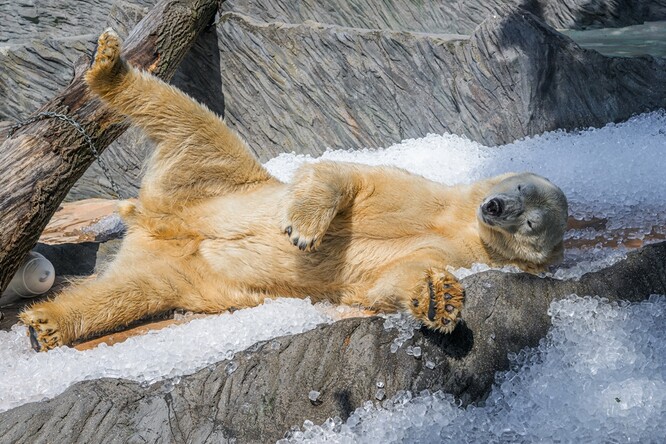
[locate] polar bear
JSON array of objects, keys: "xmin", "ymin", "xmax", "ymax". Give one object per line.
[{"xmin": 20, "ymin": 30, "xmax": 568, "ymax": 351}]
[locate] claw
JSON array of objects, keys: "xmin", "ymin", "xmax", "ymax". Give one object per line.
[
  {"xmin": 28, "ymin": 326, "xmax": 41, "ymax": 352},
  {"xmin": 410, "ymin": 269, "xmax": 465, "ymax": 334}
]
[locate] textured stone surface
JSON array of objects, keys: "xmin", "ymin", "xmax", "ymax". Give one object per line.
[
  {"xmin": 218, "ymin": 11, "xmax": 666, "ymax": 160},
  {"xmin": 2, "ymin": 241, "xmax": 665, "ymax": 443},
  {"xmin": 4, "ymin": 1, "xmax": 666, "ymax": 197},
  {"xmin": 0, "ymin": 0, "xmax": 154, "ymax": 44},
  {"xmin": 221, "ymin": 0, "xmax": 666, "ymax": 33}
]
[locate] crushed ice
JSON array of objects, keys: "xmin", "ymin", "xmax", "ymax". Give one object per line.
[
  {"xmin": 281, "ymin": 295, "xmax": 666, "ymax": 443},
  {"xmin": 0, "ymin": 298, "xmax": 332, "ymax": 412},
  {"xmin": 382, "ymin": 312, "xmax": 421, "ymax": 353}
]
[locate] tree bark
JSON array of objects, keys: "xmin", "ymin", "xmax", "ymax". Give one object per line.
[{"xmin": 0, "ymin": 0, "xmax": 218, "ymax": 293}]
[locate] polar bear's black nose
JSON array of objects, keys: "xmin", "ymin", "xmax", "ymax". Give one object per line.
[{"xmin": 483, "ymin": 198, "xmax": 503, "ymax": 217}]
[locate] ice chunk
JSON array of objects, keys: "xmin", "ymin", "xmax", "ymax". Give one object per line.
[{"xmin": 308, "ymin": 390, "xmax": 321, "ymax": 402}]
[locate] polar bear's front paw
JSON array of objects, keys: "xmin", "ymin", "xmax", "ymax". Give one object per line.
[
  {"xmin": 282, "ymin": 198, "xmax": 337, "ymax": 252},
  {"xmin": 409, "ymin": 269, "xmax": 464, "ymax": 333},
  {"xmin": 19, "ymin": 305, "xmax": 69, "ymax": 352},
  {"xmin": 282, "ymin": 211, "xmax": 334, "ymax": 252}
]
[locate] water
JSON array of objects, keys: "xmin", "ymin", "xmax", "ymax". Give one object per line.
[{"xmin": 562, "ymin": 20, "xmax": 666, "ymax": 58}]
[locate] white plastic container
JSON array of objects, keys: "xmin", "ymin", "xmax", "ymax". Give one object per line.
[{"xmin": 3, "ymin": 251, "xmax": 55, "ymax": 298}]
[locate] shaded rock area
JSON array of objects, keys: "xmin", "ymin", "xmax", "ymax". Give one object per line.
[
  {"xmin": 1, "ymin": 241, "xmax": 665, "ymax": 443},
  {"xmin": 222, "ymin": 0, "xmax": 666, "ymax": 34},
  {"xmin": 219, "ymin": 11, "xmax": 666, "ymax": 160}
]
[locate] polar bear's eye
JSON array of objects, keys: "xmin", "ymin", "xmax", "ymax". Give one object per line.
[
  {"xmin": 527, "ymin": 220, "xmax": 534, "ymax": 229},
  {"xmin": 517, "ymin": 185, "xmax": 522, "ymax": 192}
]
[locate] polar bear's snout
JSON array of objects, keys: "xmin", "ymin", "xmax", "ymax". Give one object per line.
[
  {"xmin": 480, "ymin": 193, "xmax": 524, "ymax": 224},
  {"xmin": 482, "ymin": 198, "xmax": 503, "ymax": 217}
]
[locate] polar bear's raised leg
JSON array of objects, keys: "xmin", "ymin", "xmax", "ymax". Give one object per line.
[
  {"xmin": 282, "ymin": 161, "xmax": 362, "ymax": 251},
  {"xmin": 85, "ymin": 29, "xmax": 276, "ymax": 208}
]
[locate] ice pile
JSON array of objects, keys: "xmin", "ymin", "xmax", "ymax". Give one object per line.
[
  {"xmin": 0, "ymin": 298, "xmax": 332, "ymax": 412},
  {"xmin": 281, "ymin": 295, "xmax": 666, "ymax": 443}
]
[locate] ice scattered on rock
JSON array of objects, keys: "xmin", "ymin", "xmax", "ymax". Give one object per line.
[
  {"xmin": 224, "ymin": 361, "xmax": 238, "ymax": 375},
  {"xmin": 282, "ymin": 295, "xmax": 666, "ymax": 443},
  {"xmin": 308, "ymin": 391, "xmax": 321, "ymax": 403},
  {"xmin": 0, "ymin": 298, "xmax": 333, "ymax": 412},
  {"xmin": 382, "ymin": 312, "xmax": 421, "ymax": 353}
]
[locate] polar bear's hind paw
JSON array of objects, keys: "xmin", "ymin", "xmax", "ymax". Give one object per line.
[{"xmin": 410, "ymin": 269, "xmax": 464, "ymax": 333}]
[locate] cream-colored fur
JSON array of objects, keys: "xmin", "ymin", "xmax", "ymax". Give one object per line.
[{"xmin": 20, "ymin": 30, "xmax": 568, "ymax": 351}]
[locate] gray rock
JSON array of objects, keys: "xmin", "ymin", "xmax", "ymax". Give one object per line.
[
  {"xmin": 0, "ymin": 0, "xmax": 154, "ymax": 44},
  {"xmin": 0, "ymin": 0, "xmax": 156, "ymax": 122},
  {"xmin": 0, "ymin": 37, "xmax": 95, "ymax": 122},
  {"xmin": 0, "ymin": 0, "xmax": 222, "ymax": 200},
  {"xmin": 4, "ymin": 1, "xmax": 666, "ymax": 197},
  {"xmin": 222, "ymin": 0, "xmax": 666, "ymax": 33},
  {"xmin": 218, "ymin": 11, "xmax": 666, "ymax": 160},
  {"xmin": 2, "ymin": 241, "xmax": 665, "ymax": 443}
]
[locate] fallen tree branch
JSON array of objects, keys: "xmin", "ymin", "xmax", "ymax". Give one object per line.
[{"xmin": 0, "ymin": 0, "xmax": 218, "ymax": 292}]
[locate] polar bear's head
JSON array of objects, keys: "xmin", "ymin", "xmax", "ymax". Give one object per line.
[{"xmin": 477, "ymin": 173, "xmax": 568, "ymax": 270}]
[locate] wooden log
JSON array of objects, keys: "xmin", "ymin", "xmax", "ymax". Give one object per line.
[{"xmin": 0, "ymin": 0, "xmax": 218, "ymax": 293}]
